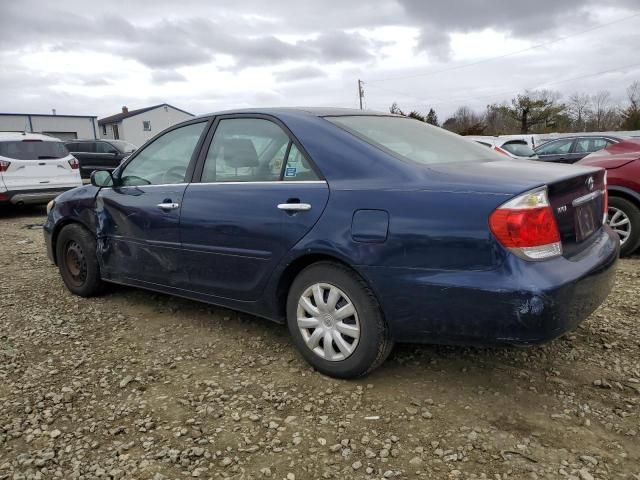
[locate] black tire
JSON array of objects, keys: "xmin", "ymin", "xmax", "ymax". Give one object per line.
[
  {"xmin": 55, "ymin": 224, "xmax": 103, "ymax": 296},
  {"xmin": 286, "ymin": 261, "xmax": 393, "ymax": 379},
  {"xmin": 608, "ymin": 196, "xmax": 640, "ymax": 257}
]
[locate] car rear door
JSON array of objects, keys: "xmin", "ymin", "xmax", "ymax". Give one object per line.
[
  {"xmin": 179, "ymin": 115, "xmax": 329, "ymax": 301},
  {"xmin": 0, "ymin": 139, "xmax": 78, "ymax": 191},
  {"xmin": 96, "ymin": 120, "xmax": 209, "ymax": 288}
]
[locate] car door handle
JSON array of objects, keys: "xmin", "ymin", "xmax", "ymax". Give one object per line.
[
  {"xmin": 277, "ymin": 203, "xmax": 311, "ymax": 212},
  {"xmin": 157, "ymin": 202, "xmax": 180, "ymax": 210}
]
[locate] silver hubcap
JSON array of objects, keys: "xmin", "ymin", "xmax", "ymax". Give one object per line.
[
  {"xmin": 297, "ymin": 283, "xmax": 360, "ymax": 362},
  {"xmin": 607, "ymin": 206, "xmax": 631, "ymax": 245}
]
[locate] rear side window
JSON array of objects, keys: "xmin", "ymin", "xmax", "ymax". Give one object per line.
[
  {"xmin": 0, "ymin": 141, "xmax": 68, "ymax": 160},
  {"xmin": 201, "ymin": 118, "xmax": 291, "ymax": 183},
  {"xmin": 283, "ymin": 144, "xmax": 320, "ymax": 181},
  {"xmin": 326, "ymin": 116, "xmax": 498, "ymax": 165},
  {"xmin": 536, "ymin": 139, "xmax": 573, "ymax": 155}
]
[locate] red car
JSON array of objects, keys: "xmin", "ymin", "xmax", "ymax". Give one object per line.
[{"xmin": 579, "ymin": 139, "xmax": 640, "ymax": 256}]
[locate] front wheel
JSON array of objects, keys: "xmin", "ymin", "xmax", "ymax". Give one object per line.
[
  {"xmin": 56, "ymin": 224, "xmax": 104, "ymax": 296},
  {"xmin": 286, "ymin": 262, "xmax": 393, "ymax": 378},
  {"xmin": 608, "ymin": 196, "xmax": 640, "ymax": 257}
]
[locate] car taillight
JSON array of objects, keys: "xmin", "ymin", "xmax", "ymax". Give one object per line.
[
  {"xmin": 489, "ymin": 187, "xmax": 562, "ymax": 261},
  {"xmin": 602, "ymin": 171, "xmax": 608, "ymax": 224},
  {"xmin": 0, "ymin": 160, "xmax": 10, "ymax": 172},
  {"xmin": 68, "ymin": 158, "xmax": 79, "ymax": 169}
]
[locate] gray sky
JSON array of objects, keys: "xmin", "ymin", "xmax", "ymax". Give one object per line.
[{"xmin": 1, "ymin": 0, "xmax": 639, "ymax": 119}]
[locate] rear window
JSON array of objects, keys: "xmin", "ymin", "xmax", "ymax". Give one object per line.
[
  {"xmin": 326, "ymin": 116, "xmax": 498, "ymax": 165},
  {"xmin": 501, "ymin": 141, "xmax": 536, "ymax": 157},
  {"xmin": 0, "ymin": 140, "xmax": 69, "ymax": 160}
]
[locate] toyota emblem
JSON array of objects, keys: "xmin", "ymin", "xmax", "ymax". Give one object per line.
[{"xmin": 586, "ymin": 176, "xmax": 594, "ymax": 191}]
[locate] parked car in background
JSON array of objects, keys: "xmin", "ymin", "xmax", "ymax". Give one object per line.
[
  {"xmin": 579, "ymin": 139, "xmax": 640, "ymax": 256},
  {"xmin": 0, "ymin": 132, "xmax": 82, "ymax": 206},
  {"xmin": 45, "ymin": 108, "xmax": 618, "ymax": 378},
  {"xmin": 470, "ymin": 136, "xmax": 538, "ymax": 160},
  {"xmin": 534, "ymin": 135, "xmax": 621, "ymax": 163},
  {"xmin": 65, "ymin": 139, "xmax": 136, "ymax": 179}
]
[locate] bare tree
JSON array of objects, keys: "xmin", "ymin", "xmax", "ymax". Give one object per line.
[
  {"xmin": 567, "ymin": 92, "xmax": 592, "ymax": 132},
  {"xmin": 620, "ymin": 81, "xmax": 640, "ymax": 130},
  {"xmin": 589, "ymin": 91, "xmax": 612, "ymax": 131},
  {"xmin": 442, "ymin": 106, "xmax": 485, "ymax": 135}
]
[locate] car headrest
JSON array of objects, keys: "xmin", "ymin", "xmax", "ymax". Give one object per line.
[{"xmin": 223, "ymin": 138, "xmax": 259, "ymax": 168}]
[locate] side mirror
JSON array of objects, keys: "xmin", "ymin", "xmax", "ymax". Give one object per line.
[{"xmin": 90, "ymin": 170, "xmax": 114, "ymax": 187}]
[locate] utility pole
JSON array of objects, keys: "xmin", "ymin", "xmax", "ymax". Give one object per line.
[{"xmin": 358, "ymin": 79, "xmax": 364, "ymax": 110}]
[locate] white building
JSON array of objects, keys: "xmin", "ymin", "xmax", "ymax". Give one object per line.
[
  {"xmin": 0, "ymin": 113, "xmax": 98, "ymax": 140},
  {"xmin": 98, "ymin": 104, "xmax": 194, "ymax": 147}
]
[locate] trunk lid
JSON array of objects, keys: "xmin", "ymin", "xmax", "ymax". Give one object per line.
[
  {"xmin": 426, "ymin": 159, "xmax": 606, "ymax": 255},
  {"xmin": 546, "ymin": 169, "xmax": 606, "ymax": 255}
]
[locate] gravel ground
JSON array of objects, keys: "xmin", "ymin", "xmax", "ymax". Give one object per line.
[{"xmin": 1, "ymin": 206, "xmax": 639, "ymax": 480}]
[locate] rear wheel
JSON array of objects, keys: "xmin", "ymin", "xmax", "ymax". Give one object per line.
[
  {"xmin": 608, "ymin": 196, "xmax": 640, "ymax": 256},
  {"xmin": 286, "ymin": 262, "xmax": 393, "ymax": 378},
  {"xmin": 56, "ymin": 224, "xmax": 103, "ymax": 296}
]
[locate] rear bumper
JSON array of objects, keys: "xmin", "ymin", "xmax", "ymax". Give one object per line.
[
  {"xmin": 361, "ymin": 226, "xmax": 620, "ymax": 345},
  {"xmin": 0, "ymin": 187, "xmax": 78, "ymax": 205}
]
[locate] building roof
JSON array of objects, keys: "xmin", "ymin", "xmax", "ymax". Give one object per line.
[{"xmin": 98, "ymin": 103, "xmax": 194, "ymax": 125}]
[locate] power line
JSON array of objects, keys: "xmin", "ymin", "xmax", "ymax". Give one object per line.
[
  {"xmin": 365, "ymin": 61, "xmax": 640, "ymax": 109},
  {"xmin": 365, "ymin": 12, "xmax": 640, "ymax": 84}
]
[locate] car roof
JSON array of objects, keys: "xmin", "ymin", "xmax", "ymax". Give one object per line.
[
  {"xmin": 0, "ymin": 132, "xmax": 62, "ymax": 142},
  {"xmin": 197, "ymin": 107, "xmax": 396, "ymax": 120}
]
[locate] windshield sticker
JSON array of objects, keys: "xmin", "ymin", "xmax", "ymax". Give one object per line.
[{"xmin": 285, "ymin": 167, "xmax": 297, "ymax": 177}]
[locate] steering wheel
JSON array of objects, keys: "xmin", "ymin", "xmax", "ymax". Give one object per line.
[{"xmin": 163, "ymin": 165, "xmax": 187, "ymax": 184}]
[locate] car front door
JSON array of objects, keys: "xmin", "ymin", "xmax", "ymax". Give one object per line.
[
  {"xmin": 535, "ymin": 138, "xmax": 575, "ymax": 163},
  {"xmin": 96, "ymin": 120, "xmax": 209, "ymax": 288},
  {"xmin": 179, "ymin": 116, "xmax": 329, "ymax": 301}
]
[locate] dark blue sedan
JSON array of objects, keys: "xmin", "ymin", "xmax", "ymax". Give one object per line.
[{"xmin": 44, "ymin": 108, "xmax": 619, "ymax": 378}]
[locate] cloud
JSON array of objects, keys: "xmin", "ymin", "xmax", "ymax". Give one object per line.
[
  {"xmin": 150, "ymin": 70, "xmax": 187, "ymax": 84},
  {"xmin": 397, "ymin": 0, "xmax": 634, "ymax": 60},
  {"xmin": 273, "ymin": 66, "xmax": 327, "ymax": 83},
  {"xmin": 0, "ymin": 0, "xmax": 638, "ymax": 118}
]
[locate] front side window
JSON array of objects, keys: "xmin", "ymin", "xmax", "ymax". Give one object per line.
[
  {"xmin": 326, "ymin": 116, "xmax": 499, "ymax": 166},
  {"xmin": 96, "ymin": 142, "xmax": 117, "ymax": 154},
  {"xmin": 536, "ymin": 139, "xmax": 573, "ymax": 155},
  {"xmin": 120, "ymin": 122, "xmax": 206, "ymax": 186},
  {"xmin": 201, "ymin": 118, "xmax": 290, "ymax": 183}
]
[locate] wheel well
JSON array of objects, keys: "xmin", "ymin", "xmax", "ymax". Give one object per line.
[
  {"xmin": 50, "ymin": 220, "xmax": 87, "ymax": 265},
  {"xmin": 609, "ymin": 190, "xmax": 640, "ymax": 210},
  {"xmin": 275, "ymin": 254, "xmax": 356, "ymax": 319}
]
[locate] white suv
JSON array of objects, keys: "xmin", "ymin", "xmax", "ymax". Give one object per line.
[{"xmin": 0, "ymin": 132, "xmax": 82, "ymax": 206}]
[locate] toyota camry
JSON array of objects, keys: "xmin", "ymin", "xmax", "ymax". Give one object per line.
[{"xmin": 44, "ymin": 108, "xmax": 619, "ymax": 378}]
